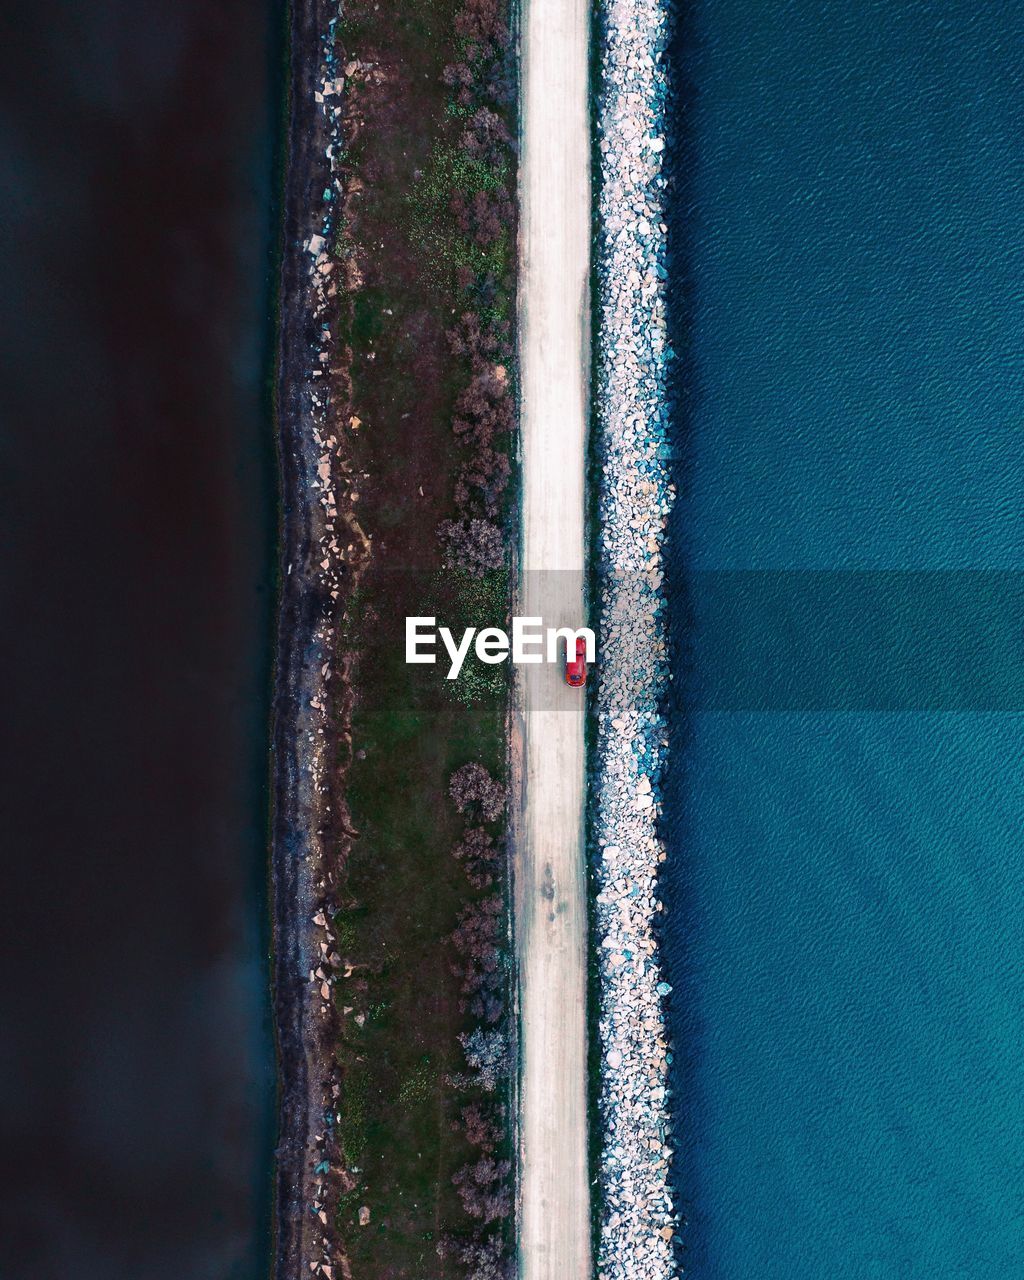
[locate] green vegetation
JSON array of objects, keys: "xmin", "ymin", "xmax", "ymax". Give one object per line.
[
  {"xmin": 408, "ymin": 145, "xmax": 512, "ymax": 282},
  {"xmin": 430, "ymin": 567, "xmax": 512, "ymax": 705},
  {"xmin": 336, "ymin": 588, "xmax": 509, "ymax": 1274},
  {"xmin": 320, "ymin": 0, "xmax": 517, "ymax": 1275}
]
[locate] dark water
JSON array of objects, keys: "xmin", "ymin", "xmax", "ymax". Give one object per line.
[
  {"xmin": 0, "ymin": 3, "xmax": 280, "ymax": 1276},
  {"xmin": 663, "ymin": 0, "xmax": 1024, "ymax": 1274}
]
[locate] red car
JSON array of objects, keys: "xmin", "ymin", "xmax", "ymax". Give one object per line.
[{"xmin": 565, "ymin": 636, "xmax": 588, "ymax": 687}]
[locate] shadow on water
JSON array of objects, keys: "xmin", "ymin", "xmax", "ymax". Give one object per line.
[{"xmin": 0, "ymin": 2, "xmax": 285, "ymax": 1276}]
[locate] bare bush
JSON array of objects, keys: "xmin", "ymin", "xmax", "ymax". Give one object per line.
[
  {"xmin": 449, "ymin": 763, "xmax": 507, "ymax": 822},
  {"xmin": 458, "ymin": 1027, "xmax": 509, "ymax": 1092},
  {"xmin": 453, "ymin": 1156, "xmax": 513, "ymax": 1223},
  {"xmin": 438, "ymin": 518, "xmax": 506, "ymax": 576},
  {"xmin": 455, "ymin": 1102, "xmax": 503, "ymax": 1151},
  {"xmin": 450, "ymin": 894, "xmax": 505, "ymax": 1023},
  {"xmin": 447, "ymin": 309, "xmax": 513, "ymax": 367},
  {"xmin": 442, "ymin": 366, "xmax": 515, "ymax": 521},
  {"xmin": 444, "ymin": 0, "xmax": 514, "ymax": 116},
  {"xmin": 453, "ymin": 826, "xmax": 501, "ymax": 889},
  {"xmin": 453, "ymin": 369, "xmax": 514, "ymax": 447},
  {"xmin": 455, "ymin": 447, "xmax": 511, "ymax": 518},
  {"xmin": 461, "ymin": 107, "xmax": 513, "ymax": 166},
  {"xmin": 451, "ymin": 186, "xmax": 514, "ymax": 248},
  {"xmin": 457, "ymin": 1235, "xmax": 514, "ymax": 1280}
]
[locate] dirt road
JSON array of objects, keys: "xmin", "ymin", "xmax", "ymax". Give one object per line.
[{"xmin": 515, "ymin": 1, "xmax": 591, "ymax": 1277}]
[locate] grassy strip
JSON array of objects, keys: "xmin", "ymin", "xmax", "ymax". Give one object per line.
[{"xmin": 319, "ymin": 0, "xmax": 517, "ymax": 1275}]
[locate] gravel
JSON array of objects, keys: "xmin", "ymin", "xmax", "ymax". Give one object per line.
[{"xmin": 593, "ymin": 1, "xmax": 677, "ymax": 1278}]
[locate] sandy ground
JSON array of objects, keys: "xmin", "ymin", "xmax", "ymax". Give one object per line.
[{"xmin": 515, "ymin": 1, "xmax": 592, "ymax": 1277}]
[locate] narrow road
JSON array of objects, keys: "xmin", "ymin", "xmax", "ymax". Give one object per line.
[{"xmin": 515, "ymin": 1, "xmax": 591, "ymax": 1278}]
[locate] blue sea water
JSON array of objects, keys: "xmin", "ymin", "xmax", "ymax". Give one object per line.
[{"xmin": 662, "ymin": 0, "xmax": 1024, "ymax": 1274}]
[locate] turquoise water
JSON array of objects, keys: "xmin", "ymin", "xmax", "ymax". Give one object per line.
[{"xmin": 663, "ymin": 0, "xmax": 1024, "ymax": 1273}]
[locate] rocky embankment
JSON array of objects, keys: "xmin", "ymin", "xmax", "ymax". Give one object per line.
[
  {"xmin": 272, "ymin": 6, "xmax": 371, "ymax": 1280},
  {"xmin": 593, "ymin": 1, "xmax": 676, "ymax": 1278}
]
